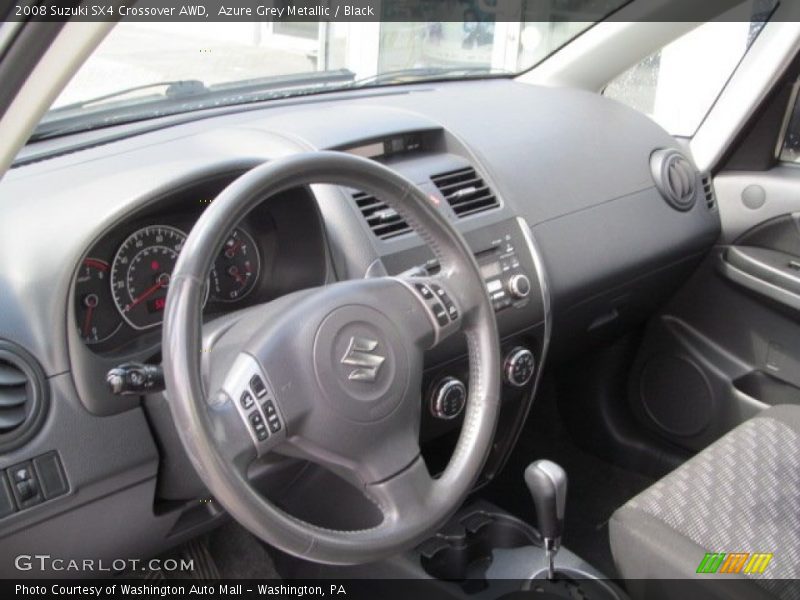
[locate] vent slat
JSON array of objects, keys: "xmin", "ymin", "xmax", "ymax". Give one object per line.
[
  {"xmin": 0, "ymin": 405, "xmax": 26, "ymax": 432},
  {"xmin": 446, "ymin": 195, "xmax": 497, "ymax": 212},
  {"xmin": 0, "ymin": 385, "xmax": 26, "ymax": 408},
  {"xmin": 0, "ymin": 363, "xmax": 27, "ymax": 386},
  {"xmin": 432, "ymin": 167, "xmax": 499, "ymax": 218},
  {"xmin": 435, "ymin": 177, "xmax": 484, "ymax": 194},
  {"xmin": 353, "ymin": 192, "xmax": 412, "ymax": 240}
]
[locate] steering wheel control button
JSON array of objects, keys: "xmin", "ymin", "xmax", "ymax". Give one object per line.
[
  {"xmin": 430, "ymin": 377, "xmax": 467, "ymax": 420},
  {"xmin": 222, "ymin": 354, "xmax": 286, "ymax": 454},
  {"xmin": 249, "ymin": 412, "xmax": 269, "ymax": 441},
  {"xmin": 414, "ymin": 283, "xmax": 434, "ymax": 299},
  {"xmin": 504, "ymin": 347, "xmax": 536, "ymax": 387},
  {"xmin": 250, "ymin": 375, "xmax": 267, "ymax": 398},
  {"xmin": 433, "ymin": 303, "xmax": 449, "ymax": 326},
  {"xmin": 240, "ymin": 391, "xmax": 254, "ymax": 410},
  {"xmin": 263, "ymin": 400, "xmax": 282, "ymax": 433},
  {"xmin": 430, "ymin": 284, "xmax": 459, "ymax": 320}
]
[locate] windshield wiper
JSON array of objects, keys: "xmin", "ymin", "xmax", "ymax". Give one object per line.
[
  {"xmin": 52, "ymin": 80, "xmax": 208, "ymax": 112},
  {"xmin": 349, "ymin": 65, "xmax": 512, "ymax": 87}
]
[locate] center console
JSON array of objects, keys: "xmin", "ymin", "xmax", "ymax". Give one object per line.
[
  {"xmin": 276, "ymin": 500, "xmax": 627, "ymax": 600},
  {"xmin": 380, "ymin": 216, "xmax": 548, "ymax": 484}
]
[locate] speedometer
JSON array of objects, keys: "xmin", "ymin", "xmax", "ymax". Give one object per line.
[{"xmin": 110, "ymin": 225, "xmax": 190, "ymax": 330}]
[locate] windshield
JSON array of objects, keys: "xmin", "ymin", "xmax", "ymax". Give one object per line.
[{"xmin": 36, "ymin": 8, "xmax": 626, "ymax": 140}]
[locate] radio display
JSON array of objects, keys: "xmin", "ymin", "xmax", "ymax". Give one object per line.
[{"xmin": 480, "ymin": 262, "xmax": 501, "ymax": 279}]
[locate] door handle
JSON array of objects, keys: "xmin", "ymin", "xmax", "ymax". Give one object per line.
[{"xmin": 720, "ymin": 246, "xmax": 800, "ymax": 312}]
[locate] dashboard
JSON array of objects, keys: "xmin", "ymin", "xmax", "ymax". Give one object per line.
[{"xmin": 0, "ymin": 78, "xmax": 721, "ymax": 571}]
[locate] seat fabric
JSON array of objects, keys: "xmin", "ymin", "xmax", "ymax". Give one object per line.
[{"xmin": 610, "ymin": 405, "xmax": 800, "ymax": 600}]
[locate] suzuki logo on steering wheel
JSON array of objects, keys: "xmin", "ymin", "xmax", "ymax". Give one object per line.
[{"xmin": 341, "ymin": 336, "xmax": 386, "ymax": 382}]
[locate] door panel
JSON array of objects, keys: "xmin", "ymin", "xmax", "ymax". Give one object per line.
[{"xmin": 628, "ymin": 169, "xmax": 800, "ymax": 452}]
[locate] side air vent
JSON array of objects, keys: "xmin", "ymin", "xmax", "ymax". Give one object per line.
[
  {"xmin": 701, "ymin": 173, "xmax": 717, "ymax": 211},
  {"xmin": 0, "ymin": 342, "xmax": 47, "ymax": 452},
  {"xmin": 650, "ymin": 149, "xmax": 698, "ymax": 212},
  {"xmin": 431, "ymin": 167, "xmax": 500, "ymax": 218},
  {"xmin": 353, "ymin": 191, "xmax": 412, "ymax": 240}
]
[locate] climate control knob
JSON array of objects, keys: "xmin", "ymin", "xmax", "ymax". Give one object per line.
[
  {"xmin": 430, "ymin": 377, "xmax": 467, "ymax": 420},
  {"xmin": 504, "ymin": 347, "xmax": 535, "ymax": 387},
  {"xmin": 508, "ymin": 274, "xmax": 531, "ymax": 299}
]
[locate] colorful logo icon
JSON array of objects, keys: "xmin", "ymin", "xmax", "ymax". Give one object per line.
[{"xmin": 696, "ymin": 552, "xmax": 773, "ymax": 574}]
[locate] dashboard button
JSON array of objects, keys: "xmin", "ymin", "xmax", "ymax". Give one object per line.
[
  {"xmin": 430, "ymin": 377, "xmax": 467, "ymax": 420},
  {"xmin": 33, "ymin": 453, "xmax": 68, "ymax": 500},
  {"xmin": 504, "ymin": 347, "xmax": 535, "ymax": 387},
  {"xmin": 508, "ymin": 274, "xmax": 531, "ymax": 299},
  {"xmin": 7, "ymin": 461, "xmax": 43, "ymax": 509},
  {"xmin": 0, "ymin": 477, "xmax": 14, "ymax": 518},
  {"xmin": 240, "ymin": 391, "xmax": 254, "ymax": 410}
]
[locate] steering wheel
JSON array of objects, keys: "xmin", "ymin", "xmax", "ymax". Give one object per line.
[{"xmin": 162, "ymin": 151, "xmax": 501, "ymax": 564}]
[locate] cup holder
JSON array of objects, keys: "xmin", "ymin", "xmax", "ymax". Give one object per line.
[{"xmin": 419, "ymin": 509, "xmax": 540, "ymax": 593}]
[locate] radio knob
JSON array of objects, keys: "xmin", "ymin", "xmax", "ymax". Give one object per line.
[
  {"xmin": 508, "ymin": 274, "xmax": 531, "ymax": 299},
  {"xmin": 504, "ymin": 347, "xmax": 535, "ymax": 387},
  {"xmin": 430, "ymin": 377, "xmax": 467, "ymax": 420}
]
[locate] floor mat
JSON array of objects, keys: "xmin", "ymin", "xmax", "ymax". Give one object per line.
[
  {"xmin": 123, "ymin": 520, "xmax": 281, "ymax": 580},
  {"xmin": 483, "ymin": 379, "xmax": 655, "ymax": 578}
]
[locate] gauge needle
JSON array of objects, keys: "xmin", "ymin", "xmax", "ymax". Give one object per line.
[
  {"xmin": 225, "ymin": 239, "xmax": 243, "ymax": 258},
  {"xmin": 125, "ymin": 280, "xmax": 164, "ymax": 312},
  {"xmin": 82, "ymin": 294, "xmax": 99, "ymax": 337},
  {"xmin": 82, "ymin": 304, "xmax": 95, "ymax": 337},
  {"xmin": 228, "ymin": 266, "xmax": 245, "ymax": 285}
]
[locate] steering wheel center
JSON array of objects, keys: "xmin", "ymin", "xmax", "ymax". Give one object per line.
[{"xmin": 313, "ymin": 305, "xmax": 410, "ymax": 423}]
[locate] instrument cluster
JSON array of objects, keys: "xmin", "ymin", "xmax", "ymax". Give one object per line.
[
  {"xmin": 75, "ymin": 219, "xmax": 263, "ymax": 349},
  {"xmin": 67, "ymin": 171, "xmax": 341, "ymax": 357},
  {"xmin": 76, "ymin": 223, "xmax": 262, "ymax": 347}
]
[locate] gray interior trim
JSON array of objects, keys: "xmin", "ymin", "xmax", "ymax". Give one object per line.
[
  {"xmin": 719, "ymin": 251, "xmax": 800, "ymax": 313},
  {"xmin": 714, "ymin": 168, "xmax": 800, "ymax": 243},
  {"xmin": 774, "ymin": 79, "xmax": 800, "ymax": 160}
]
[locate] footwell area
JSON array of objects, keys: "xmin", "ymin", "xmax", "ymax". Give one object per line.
[
  {"xmin": 482, "ymin": 378, "xmax": 655, "ymax": 578},
  {"xmin": 124, "ymin": 521, "xmax": 281, "ymax": 580}
]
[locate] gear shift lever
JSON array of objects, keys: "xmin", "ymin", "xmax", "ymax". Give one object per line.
[{"xmin": 525, "ymin": 460, "xmax": 567, "ymax": 580}]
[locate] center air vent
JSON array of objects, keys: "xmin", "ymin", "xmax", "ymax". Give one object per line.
[
  {"xmin": 0, "ymin": 342, "xmax": 47, "ymax": 452},
  {"xmin": 651, "ymin": 149, "xmax": 698, "ymax": 212},
  {"xmin": 353, "ymin": 191, "xmax": 412, "ymax": 240},
  {"xmin": 431, "ymin": 167, "xmax": 500, "ymax": 218}
]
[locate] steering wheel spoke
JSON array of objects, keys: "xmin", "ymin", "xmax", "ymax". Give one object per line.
[{"xmin": 367, "ymin": 455, "xmax": 438, "ymax": 528}]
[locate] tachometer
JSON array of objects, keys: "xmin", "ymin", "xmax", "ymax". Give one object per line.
[
  {"xmin": 210, "ymin": 228, "xmax": 260, "ymax": 302},
  {"xmin": 75, "ymin": 258, "xmax": 122, "ymax": 344},
  {"xmin": 110, "ymin": 225, "xmax": 190, "ymax": 330}
]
